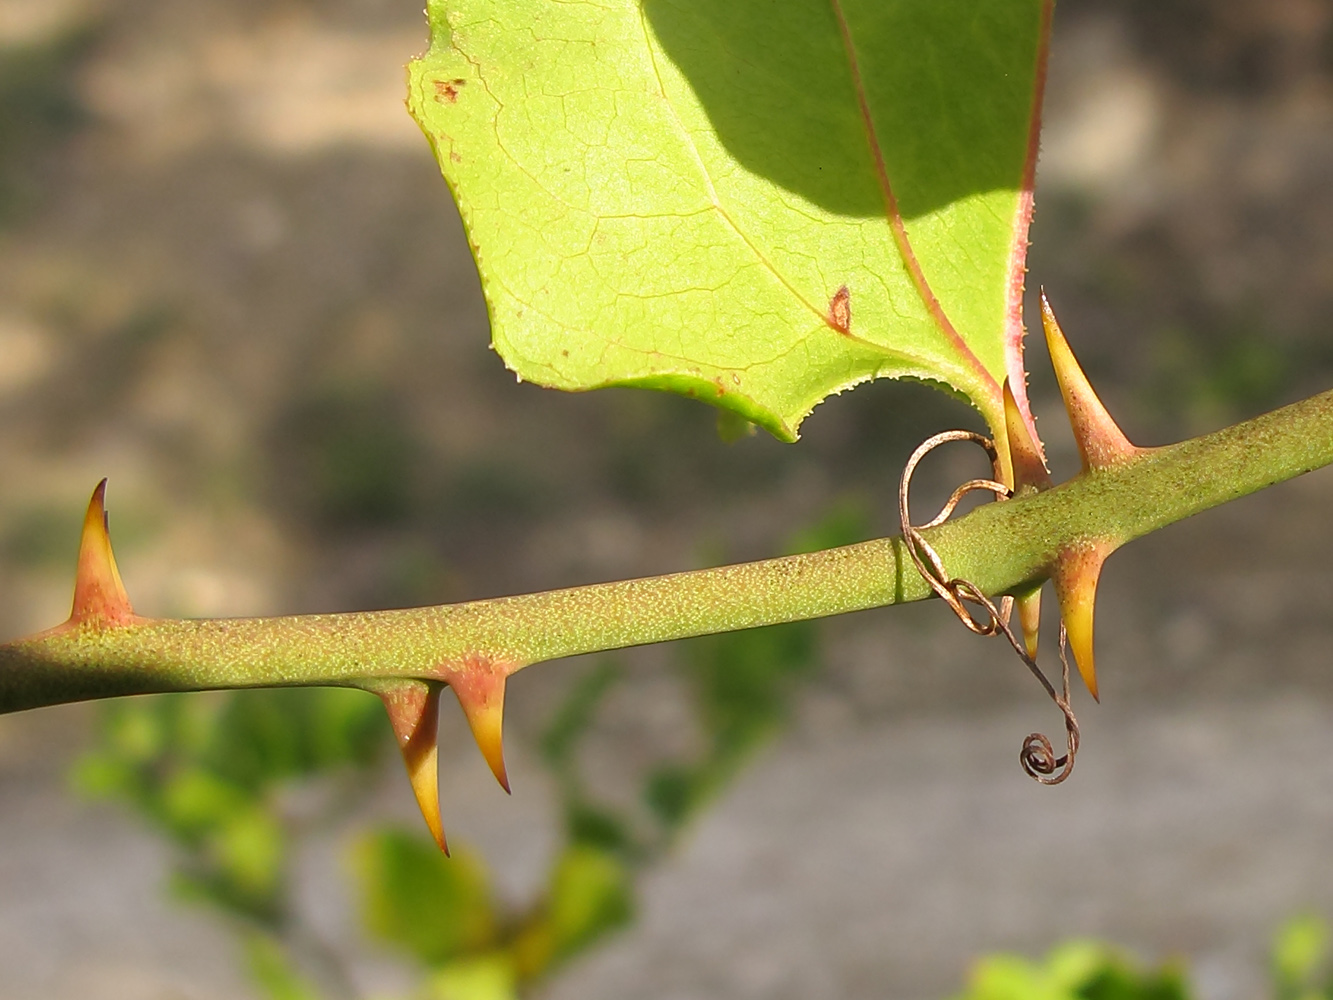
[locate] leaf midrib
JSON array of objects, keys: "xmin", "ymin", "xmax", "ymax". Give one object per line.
[{"xmin": 827, "ymin": 0, "xmax": 1001, "ymax": 406}]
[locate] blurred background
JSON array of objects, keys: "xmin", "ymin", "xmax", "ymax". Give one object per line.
[{"xmin": 2, "ymin": 0, "xmax": 1333, "ymax": 997}]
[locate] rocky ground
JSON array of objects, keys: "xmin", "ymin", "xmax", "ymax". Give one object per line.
[{"xmin": 2, "ymin": 0, "xmax": 1333, "ymax": 997}]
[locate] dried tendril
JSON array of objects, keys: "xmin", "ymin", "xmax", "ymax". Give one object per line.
[{"xmin": 897, "ymin": 430, "xmax": 1080, "ymax": 784}]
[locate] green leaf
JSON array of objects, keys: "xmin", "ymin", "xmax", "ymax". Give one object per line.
[
  {"xmin": 352, "ymin": 828, "xmax": 495, "ymax": 966},
  {"xmin": 408, "ymin": 0, "xmax": 1049, "ymax": 445},
  {"xmin": 421, "ymin": 954, "xmax": 518, "ymax": 1000},
  {"xmin": 546, "ymin": 845, "xmax": 634, "ymax": 961},
  {"xmin": 953, "ymin": 942, "xmax": 1191, "ymax": 1000},
  {"xmin": 243, "ymin": 933, "xmax": 325, "ymax": 1000},
  {"xmin": 1272, "ymin": 913, "xmax": 1331, "ymax": 1000}
]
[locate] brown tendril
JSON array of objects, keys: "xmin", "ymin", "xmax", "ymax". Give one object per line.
[{"xmin": 898, "ymin": 430, "xmax": 1080, "ymax": 785}]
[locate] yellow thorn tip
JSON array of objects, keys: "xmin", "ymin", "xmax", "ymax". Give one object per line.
[
  {"xmin": 72, "ymin": 479, "xmax": 135, "ymax": 626},
  {"xmin": 1053, "ymin": 543, "xmax": 1111, "ymax": 703},
  {"xmin": 377, "ymin": 682, "xmax": 448, "ymax": 853},
  {"xmin": 405, "ymin": 733, "xmax": 448, "ymax": 855},
  {"xmin": 1040, "ymin": 292, "xmax": 1138, "ymax": 473},
  {"xmin": 1017, "ymin": 589, "xmax": 1042, "ymax": 661},
  {"xmin": 450, "ymin": 669, "xmax": 510, "ymax": 794}
]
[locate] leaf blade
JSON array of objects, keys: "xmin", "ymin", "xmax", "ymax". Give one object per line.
[{"xmin": 408, "ymin": 0, "xmax": 1050, "ymax": 439}]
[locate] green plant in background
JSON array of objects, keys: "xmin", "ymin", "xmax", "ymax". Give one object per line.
[
  {"xmin": 74, "ymin": 509, "xmax": 859, "ymax": 999},
  {"xmin": 73, "ymin": 687, "xmax": 388, "ymax": 995},
  {"xmin": 952, "ymin": 941, "xmax": 1189, "ymax": 1000},
  {"xmin": 1271, "ymin": 913, "xmax": 1333, "ymax": 1000},
  {"xmin": 5, "ymin": 0, "xmax": 1333, "ymax": 995},
  {"xmin": 7, "ymin": 0, "xmax": 1333, "ymax": 849},
  {"xmin": 950, "ymin": 915, "xmax": 1333, "ymax": 1000}
]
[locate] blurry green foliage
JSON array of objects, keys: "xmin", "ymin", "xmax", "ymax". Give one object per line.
[
  {"xmin": 644, "ymin": 497, "xmax": 867, "ymax": 834},
  {"xmin": 542, "ymin": 843, "xmax": 635, "ymax": 961},
  {"xmin": 953, "ymin": 941, "xmax": 1189, "ymax": 1000},
  {"xmin": 353, "ymin": 831, "xmax": 495, "ymax": 966},
  {"xmin": 68, "ymin": 507, "xmax": 1333, "ymax": 1000},
  {"xmin": 244, "ymin": 933, "xmax": 324, "ymax": 1000},
  {"xmin": 1143, "ymin": 323, "xmax": 1290, "ymax": 430},
  {"xmin": 953, "ymin": 919, "xmax": 1333, "ymax": 1000},
  {"xmin": 75, "ymin": 687, "xmax": 387, "ymax": 922},
  {"xmin": 1272, "ymin": 912, "xmax": 1333, "ymax": 1000},
  {"xmin": 74, "ymin": 504, "xmax": 858, "ymax": 998}
]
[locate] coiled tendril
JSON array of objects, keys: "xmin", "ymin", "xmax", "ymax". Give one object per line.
[{"xmin": 897, "ymin": 430, "xmax": 1080, "ymax": 785}]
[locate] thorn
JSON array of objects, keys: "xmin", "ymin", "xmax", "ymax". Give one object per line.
[
  {"xmin": 1051, "ymin": 541, "xmax": 1114, "ymax": 702},
  {"xmin": 1002, "ymin": 379, "xmax": 1053, "ymax": 494},
  {"xmin": 71, "ymin": 480, "xmax": 136, "ymax": 626},
  {"xmin": 372, "ymin": 680, "xmax": 448, "ymax": 853},
  {"xmin": 1040, "ymin": 291, "xmax": 1141, "ymax": 472},
  {"xmin": 443, "ymin": 657, "xmax": 511, "ymax": 794},
  {"xmin": 1017, "ymin": 588, "xmax": 1042, "ymax": 661}
]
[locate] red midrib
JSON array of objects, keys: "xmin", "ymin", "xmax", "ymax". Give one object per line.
[
  {"xmin": 828, "ymin": 0, "xmax": 1001, "ymax": 407},
  {"xmin": 1002, "ymin": 0, "xmax": 1055, "ymax": 457}
]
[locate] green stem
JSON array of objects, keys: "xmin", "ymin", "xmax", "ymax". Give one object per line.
[{"xmin": 3, "ymin": 388, "xmax": 1332, "ymax": 714}]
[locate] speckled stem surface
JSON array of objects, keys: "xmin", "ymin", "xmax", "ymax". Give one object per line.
[{"xmin": 3, "ymin": 388, "xmax": 1332, "ymax": 715}]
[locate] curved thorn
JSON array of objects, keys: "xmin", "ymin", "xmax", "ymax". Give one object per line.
[
  {"xmin": 1017, "ymin": 588, "xmax": 1042, "ymax": 661},
  {"xmin": 71, "ymin": 480, "xmax": 136, "ymax": 626},
  {"xmin": 1051, "ymin": 542, "xmax": 1113, "ymax": 702},
  {"xmin": 444, "ymin": 658, "xmax": 511, "ymax": 794},
  {"xmin": 373, "ymin": 680, "xmax": 448, "ymax": 853},
  {"xmin": 1040, "ymin": 291, "xmax": 1140, "ymax": 472}
]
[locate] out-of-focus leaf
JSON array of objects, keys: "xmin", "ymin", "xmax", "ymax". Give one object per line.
[
  {"xmin": 564, "ymin": 800, "xmax": 636, "ymax": 856},
  {"xmin": 686, "ymin": 620, "xmax": 816, "ymax": 761},
  {"xmin": 168, "ymin": 802, "xmax": 286, "ymax": 921},
  {"xmin": 546, "ymin": 845, "xmax": 633, "ymax": 961},
  {"xmin": 954, "ymin": 942, "xmax": 1190, "ymax": 1000},
  {"xmin": 539, "ymin": 661, "xmax": 621, "ymax": 773},
  {"xmin": 408, "ymin": 0, "xmax": 1051, "ymax": 445},
  {"xmin": 202, "ymin": 687, "xmax": 388, "ymax": 789},
  {"xmin": 421, "ymin": 953, "xmax": 518, "ymax": 1000},
  {"xmin": 213, "ymin": 807, "xmax": 285, "ymax": 904},
  {"xmin": 642, "ymin": 761, "xmax": 710, "ymax": 833},
  {"xmin": 1273, "ymin": 913, "xmax": 1330, "ymax": 1000},
  {"xmin": 352, "ymin": 828, "xmax": 495, "ymax": 966},
  {"xmin": 160, "ymin": 767, "xmax": 248, "ymax": 840},
  {"xmin": 782, "ymin": 495, "xmax": 872, "ymax": 555},
  {"xmin": 243, "ymin": 933, "xmax": 324, "ymax": 1000}
]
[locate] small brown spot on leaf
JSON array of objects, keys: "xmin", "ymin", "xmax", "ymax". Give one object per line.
[
  {"xmin": 435, "ymin": 78, "xmax": 467, "ymax": 103},
  {"xmin": 828, "ymin": 285, "xmax": 851, "ymax": 334},
  {"xmin": 450, "ymin": 151, "xmax": 462, "ymax": 163}
]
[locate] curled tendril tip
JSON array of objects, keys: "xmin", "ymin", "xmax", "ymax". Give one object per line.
[{"xmin": 898, "ymin": 430, "xmax": 1080, "ymax": 785}]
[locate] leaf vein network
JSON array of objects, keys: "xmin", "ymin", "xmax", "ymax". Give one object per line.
[{"xmin": 634, "ymin": 4, "xmax": 840, "ymax": 335}]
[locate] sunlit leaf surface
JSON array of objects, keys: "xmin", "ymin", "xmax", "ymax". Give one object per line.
[{"xmin": 409, "ymin": 0, "xmax": 1050, "ymax": 442}]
